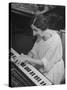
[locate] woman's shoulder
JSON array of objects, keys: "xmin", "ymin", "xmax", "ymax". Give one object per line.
[
  {"xmin": 42, "ymin": 29, "xmax": 61, "ymax": 45},
  {"xmin": 44, "ymin": 29, "xmax": 60, "ymax": 39}
]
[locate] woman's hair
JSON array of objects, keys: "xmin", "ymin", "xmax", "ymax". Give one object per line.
[
  {"xmin": 33, "ymin": 13, "xmax": 62, "ymax": 31},
  {"xmin": 33, "ymin": 14, "xmax": 48, "ymax": 30}
]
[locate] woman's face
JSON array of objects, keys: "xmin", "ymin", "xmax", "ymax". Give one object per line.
[{"xmin": 31, "ymin": 24, "xmax": 43, "ymax": 36}]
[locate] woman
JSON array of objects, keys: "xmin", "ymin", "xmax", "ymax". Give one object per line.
[{"xmin": 21, "ymin": 13, "xmax": 64, "ymax": 84}]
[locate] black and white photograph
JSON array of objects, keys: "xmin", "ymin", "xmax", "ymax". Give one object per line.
[{"xmin": 9, "ymin": 3, "xmax": 65, "ymax": 87}]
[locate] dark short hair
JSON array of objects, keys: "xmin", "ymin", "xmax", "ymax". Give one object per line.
[
  {"xmin": 33, "ymin": 13, "xmax": 62, "ymax": 31},
  {"xmin": 33, "ymin": 14, "xmax": 48, "ymax": 30}
]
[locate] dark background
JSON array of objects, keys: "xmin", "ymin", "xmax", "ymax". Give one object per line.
[{"xmin": 10, "ymin": 11, "xmax": 35, "ymax": 54}]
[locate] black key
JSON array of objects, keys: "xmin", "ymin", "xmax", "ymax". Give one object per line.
[
  {"xmin": 11, "ymin": 55, "xmax": 17, "ymax": 61},
  {"xmin": 10, "ymin": 52, "xmax": 14, "ymax": 57},
  {"xmin": 29, "ymin": 71, "xmax": 36, "ymax": 76},
  {"xmin": 11, "ymin": 55, "xmax": 19, "ymax": 63},
  {"xmin": 21, "ymin": 62, "xmax": 26, "ymax": 67},
  {"xmin": 34, "ymin": 75, "xmax": 42, "ymax": 82},
  {"xmin": 40, "ymin": 81, "xmax": 46, "ymax": 85},
  {"xmin": 43, "ymin": 83, "xmax": 46, "ymax": 85},
  {"xmin": 14, "ymin": 59, "xmax": 19, "ymax": 63},
  {"xmin": 24, "ymin": 66, "xmax": 32, "ymax": 72}
]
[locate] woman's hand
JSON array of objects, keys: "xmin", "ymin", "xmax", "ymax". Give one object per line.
[
  {"xmin": 27, "ymin": 51, "xmax": 34, "ymax": 58},
  {"xmin": 20, "ymin": 54, "xmax": 35, "ymax": 65},
  {"xmin": 20, "ymin": 54, "xmax": 28, "ymax": 62},
  {"xmin": 15, "ymin": 53, "xmax": 28, "ymax": 65}
]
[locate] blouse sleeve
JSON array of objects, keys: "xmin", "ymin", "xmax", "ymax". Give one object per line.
[{"xmin": 41, "ymin": 34, "xmax": 62, "ymax": 73}]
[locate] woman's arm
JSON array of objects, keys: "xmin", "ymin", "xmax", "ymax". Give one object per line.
[
  {"xmin": 27, "ymin": 51, "xmax": 34, "ymax": 58},
  {"xmin": 24, "ymin": 55, "xmax": 43, "ymax": 66}
]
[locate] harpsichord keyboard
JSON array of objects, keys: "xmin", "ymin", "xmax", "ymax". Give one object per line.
[{"xmin": 10, "ymin": 48, "xmax": 53, "ymax": 86}]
